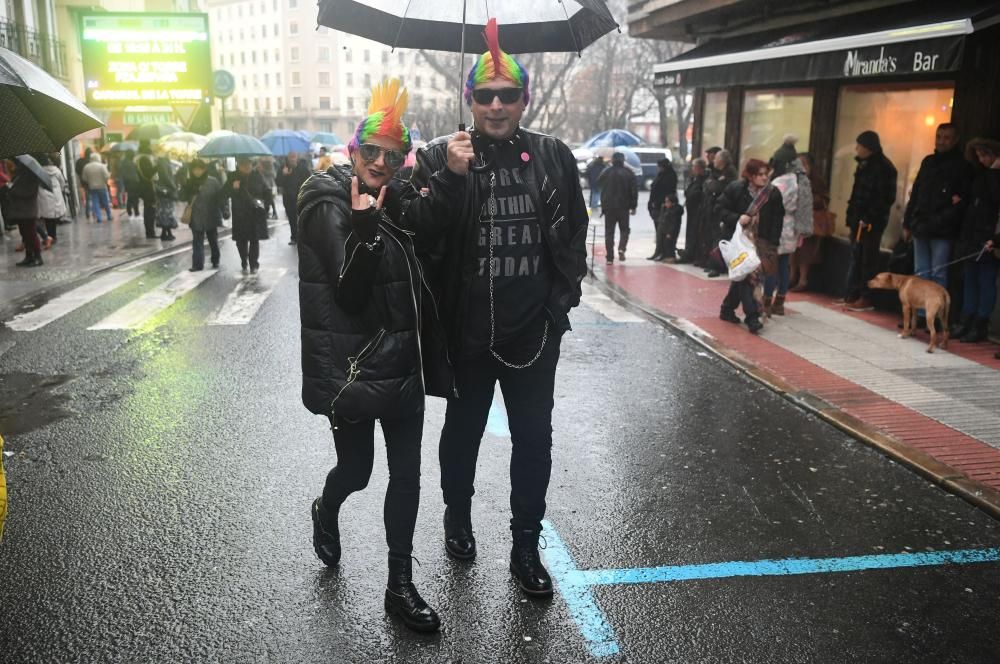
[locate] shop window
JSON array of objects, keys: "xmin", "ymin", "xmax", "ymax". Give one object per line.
[
  {"xmin": 829, "ymin": 83, "xmax": 954, "ymax": 247},
  {"xmin": 701, "ymin": 90, "xmax": 727, "ymax": 155},
  {"xmin": 740, "ymin": 88, "xmax": 813, "ymax": 165}
]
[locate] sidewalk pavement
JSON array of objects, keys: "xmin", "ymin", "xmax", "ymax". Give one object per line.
[{"xmin": 590, "ymin": 227, "xmax": 1000, "ymax": 520}]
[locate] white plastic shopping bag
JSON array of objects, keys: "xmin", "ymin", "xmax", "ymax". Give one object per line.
[{"xmin": 718, "ymin": 224, "xmax": 760, "ymax": 282}]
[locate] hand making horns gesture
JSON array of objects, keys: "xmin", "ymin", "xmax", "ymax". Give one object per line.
[{"xmin": 351, "ymin": 176, "xmax": 387, "ymax": 212}]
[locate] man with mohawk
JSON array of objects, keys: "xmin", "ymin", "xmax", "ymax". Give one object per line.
[
  {"xmin": 297, "ymin": 79, "xmax": 446, "ymax": 632},
  {"xmin": 405, "ymin": 19, "xmax": 588, "ymax": 598}
]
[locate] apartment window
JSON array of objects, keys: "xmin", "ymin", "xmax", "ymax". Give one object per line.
[
  {"xmin": 242, "ymin": 98, "xmax": 248, "ymax": 111},
  {"xmin": 241, "ymin": 53, "xmax": 246, "ymax": 65},
  {"xmin": 318, "ymin": 71, "xmax": 330, "ymax": 86},
  {"xmin": 292, "ymin": 96, "xmax": 302, "ymax": 110},
  {"xmin": 289, "ymin": 0, "xmax": 297, "ymax": 7},
  {"xmin": 345, "ymin": 48, "xmax": 352, "ymax": 63},
  {"xmin": 263, "ymin": 50, "xmax": 269, "ymax": 64},
  {"xmin": 249, "ymin": 3, "xmax": 254, "ymax": 15},
  {"xmin": 398, "ymin": 52, "xmax": 404, "ymax": 65},
  {"xmin": 229, "ymin": 54, "xmax": 234, "ymax": 66},
  {"xmin": 289, "ymin": 21, "xmax": 299, "ymax": 35},
  {"xmin": 265, "ymin": 98, "xmax": 270, "ymax": 110},
  {"xmin": 276, "ymin": 73, "xmax": 282, "ymax": 85},
  {"xmin": 290, "ymin": 46, "xmax": 300, "ymax": 62},
  {"xmin": 242, "ymin": 75, "xmax": 247, "ymax": 88},
  {"xmin": 273, "ymin": 24, "xmax": 279, "ymax": 37},
  {"xmin": 364, "ymin": 49, "xmax": 370, "ymax": 63},
  {"xmin": 318, "ymin": 46, "xmax": 330, "ymax": 62},
  {"xmin": 274, "ymin": 48, "xmax": 280, "ymax": 62},
  {"xmin": 254, "ymin": 98, "xmax": 259, "ymax": 110},
  {"xmin": 363, "ymin": 73, "xmax": 371, "ymax": 87},
  {"xmin": 319, "ymin": 96, "xmax": 331, "ymax": 110},
  {"xmin": 277, "ymin": 97, "xmax": 283, "ymax": 111},
  {"xmin": 291, "ymin": 71, "xmax": 301, "ymax": 86},
  {"xmin": 238, "ymin": 5, "xmax": 242, "ymax": 17},
  {"xmin": 382, "ymin": 51, "xmax": 389, "ymax": 65},
  {"xmin": 251, "ymin": 51, "xmax": 257, "ymax": 64},
  {"xmin": 218, "ymin": 55, "xmax": 223, "ymax": 67},
  {"xmin": 346, "ymin": 72, "xmax": 353, "ymax": 86},
  {"xmin": 273, "ymin": 0, "xmax": 277, "ymax": 9},
  {"xmin": 347, "ymin": 97, "xmax": 354, "ymax": 110},
  {"xmin": 398, "ymin": 75, "xmax": 404, "ymax": 87},
  {"xmin": 415, "ymin": 75, "xmax": 421, "ymax": 88},
  {"xmin": 253, "ymin": 74, "xmax": 258, "ymax": 87}
]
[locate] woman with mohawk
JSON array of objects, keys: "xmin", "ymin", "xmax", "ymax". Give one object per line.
[
  {"xmin": 296, "ymin": 78, "xmax": 448, "ymax": 633},
  {"xmin": 405, "ymin": 19, "xmax": 588, "ymax": 598}
]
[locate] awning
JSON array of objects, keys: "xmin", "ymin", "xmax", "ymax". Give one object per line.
[{"xmin": 654, "ymin": 2, "xmax": 1000, "ymax": 88}]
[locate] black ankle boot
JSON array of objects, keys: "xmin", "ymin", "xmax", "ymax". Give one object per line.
[
  {"xmin": 951, "ymin": 314, "xmax": 974, "ymax": 338},
  {"xmin": 311, "ymin": 497, "xmax": 341, "ymax": 567},
  {"xmin": 384, "ymin": 555, "xmax": 440, "ymax": 633},
  {"xmin": 510, "ymin": 529, "xmax": 553, "ymax": 597},
  {"xmin": 443, "ymin": 505, "xmax": 476, "ymax": 560},
  {"xmin": 961, "ymin": 317, "xmax": 989, "ymax": 343}
]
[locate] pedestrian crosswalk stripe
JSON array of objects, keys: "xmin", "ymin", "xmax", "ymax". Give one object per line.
[
  {"xmin": 88, "ymin": 269, "xmax": 218, "ymax": 330},
  {"xmin": 581, "ymin": 282, "xmax": 644, "ymax": 323},
  {"xmin": 207, "ymin": 268, "xmax": 288, "ymax": 326},
  {"xmin": 6, "ymin": 271, "xmax": 143, "ymax": 332}
]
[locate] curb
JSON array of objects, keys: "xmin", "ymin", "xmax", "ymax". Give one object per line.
[
  {"xmin": 588, "ymin": 270, "xmax": 1000, "ymax": 522},
  {"xmin": 0, "ymin": 220, "xmax": 287, "ymax": 322}
]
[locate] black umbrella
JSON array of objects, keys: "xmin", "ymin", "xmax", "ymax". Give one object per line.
[
  {"xmin": 14, "ymin": 154, "xmax": 53, "ymax": 191},
  {"xmin": 0, "ymin": 46, "xmax": 104, "ymax": 160},
  {"xmin": 127, "ymin": 123, "xmax": 183, "ymax": 142}
]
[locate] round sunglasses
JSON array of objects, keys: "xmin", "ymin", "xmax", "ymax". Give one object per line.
[{"xmin": 357, "ymin": 143, "xmax": 406, "ymax": 170}]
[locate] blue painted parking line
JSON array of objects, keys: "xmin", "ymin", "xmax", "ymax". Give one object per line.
[
  {"xmin": 540, "ymin": 520, "xmax": 1000, "ymax": 659},
  {"xmin": 486, "ymin": 388, "xmax": 511, "ymax": 438}
]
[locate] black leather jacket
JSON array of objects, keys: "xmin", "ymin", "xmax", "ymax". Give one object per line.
[
  {"xmin": 296, "ymin": 165, "xmax": 449, "ymax": 419},
  {"xmin": 403, "ymin": 128, "xmax": 589, "ymax": 360}
]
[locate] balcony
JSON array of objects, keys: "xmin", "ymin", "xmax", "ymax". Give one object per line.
[{"xmin": 0, "ymin": 20, "xmax": 68, "ymax": 80}]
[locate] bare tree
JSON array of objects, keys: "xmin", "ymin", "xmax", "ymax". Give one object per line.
[{"xmin": 639, "ymin": 40, "xmax": 694, "ymax": 158}]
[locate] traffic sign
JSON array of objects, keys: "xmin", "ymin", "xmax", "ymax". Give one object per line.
[{"xmin": 212, "ymin": 70, "xmax": 236, "ymax": 99}]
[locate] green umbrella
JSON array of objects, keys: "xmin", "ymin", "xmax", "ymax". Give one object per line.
[
  {"xmin": 127, "ymin": 123, "xmax": 182, "ymax": 141},
  {"xmin": 198, "ymin": 133, "xmax": 272, "ymax": 158}
]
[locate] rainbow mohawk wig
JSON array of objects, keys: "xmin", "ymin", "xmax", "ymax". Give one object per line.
[
  {"xmin": 464, "ymin": 18, "xmax": 530, "ymax": 106},
  {"xmin": 349, "ymin": 78, "xmax": 411, "ymax": 154}
]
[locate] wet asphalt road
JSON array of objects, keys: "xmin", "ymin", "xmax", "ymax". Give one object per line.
[{"xmin": 1, "ymin": 222, "xmax": 1000, "ymax": 664}]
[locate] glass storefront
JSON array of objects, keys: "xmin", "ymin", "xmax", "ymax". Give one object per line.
[
  {"xmin": 829, "ymin": 83, "xmax": 954, "ymax": 247},
  {"xmin": 740, "ymin": 88, "xmax": 813, "ymax": 165},
  {"xmin": 700, "ymin": 90, "xmax": 727, "ymax": 156}
]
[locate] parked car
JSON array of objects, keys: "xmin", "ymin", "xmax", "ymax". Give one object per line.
[{"xmin": 630, "ymin": 147, "xmax": 674, "ymax": 189}]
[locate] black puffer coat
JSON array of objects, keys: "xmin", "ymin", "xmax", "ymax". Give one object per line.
[
  {"xmin": 404, "ymin": 128, "xmax": 588, "ymax": 360},
  {"xmin": 297, "ymin": 165, "xmax": 448, "ymax": 419},
  {"xmin": 903, "ymin": 148, "xmax": 972, "ymax": 239},
  {"xmin": 225, "ymin": 169, "xmax": 269, "ymax": 242},
  {"xmin": 958, "ymin": 166, "xmax": 1000, "ymax": 255}
]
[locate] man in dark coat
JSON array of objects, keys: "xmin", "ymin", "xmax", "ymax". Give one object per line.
[
  {"xmin": 585, "ymin": 155, "xmax": 606, "ymax": 209},
  {"xmin": 276, "ymin": 152, "xmax": 312, "ymax": 244},
  {"xmin": 647, "ymin": 158, "xmax": 678, "ymax": 260},
  {"xmin": 597, "ymin": 151, "xmax": 637, "ymax": 264},
  {"xmin": 679, "ymin": 158, "xmax": 707, "ymax": 263},
  {"xmin": 843, "ymin": 130, "xmax": 898, "ymax": 311},
  {"xmin": 902, "ymin": 123, "xmax": 973, "ymax": 295},
  {"xmin": 404, "ymin": 22, "xmax": 588, "ymax": 599}
]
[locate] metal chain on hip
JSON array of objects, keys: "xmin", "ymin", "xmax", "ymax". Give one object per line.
[{"xmin": 485, "ymin": 170, "xmax": 548, "ymax": 369}]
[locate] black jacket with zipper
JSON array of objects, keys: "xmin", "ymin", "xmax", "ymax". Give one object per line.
[
  {"xmin": 296, "ymin": 165, "xmax": 449, "ymax": 419},
  {"xmin": 403, "ymin": 128, "xmax": 589, "ymax": 362},
  {"xmin": 902, "ymin": 147, "xmax": 971, "ymax": 239}
]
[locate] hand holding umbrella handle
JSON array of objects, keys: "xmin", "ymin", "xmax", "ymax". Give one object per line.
[{"xmin": 458, "ymin": 123, "xmax": 494, "ymax": 173}]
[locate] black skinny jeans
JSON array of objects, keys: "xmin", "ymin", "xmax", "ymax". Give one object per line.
[
  {"xmin": 323, "ymin": 412, "xmax": 423, "ymax": 558},
  {"xmin": 722, "ymin": 279, "xmax": 759, "ymax": 320},
  {"xmin": 845, "ymin": 225, "xmax": 885, "ymax": 301},
  {"xmin": 440, "ymin": 334, "xmax": 561, "ymax": 534},
  {"xmin": 235, "ymin": 239, "xmax": 260, "ymax": 269}
]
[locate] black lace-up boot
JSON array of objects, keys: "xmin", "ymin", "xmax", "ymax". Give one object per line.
[
  {"xmin": 443, "ymin": 505, "xmax": 476, "ymax": 560},
  {"xmin": 384, "ymin": 555, "xmax": 441, "ymax": 632},
  {"xmin": 311, "ymin": 497, "xmax": 341, "ymax": 567},
  {"xmin": 510, "ymin": 528, "xmax": 553, "ymax": 597}
]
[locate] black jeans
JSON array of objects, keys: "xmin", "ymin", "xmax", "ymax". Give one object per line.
[
  {"xmin": 142, "ymin": 197, "xmax": 156, "ymax": 237},
  {"xmin": 125, "ymin": 183, "xmax": 140, "ymax": 216},
  {"xmin": 235, "ymin": 239, "xmax": 260, "ymax": 269},
  {"xmin": 323, "ymin": 412, "xmax": 423, "ymax": 558},
  {"xmin": 284, "ymin": 198, "xmax": 298, "ymax": 241},
  {"xmin": 440, "ymin": 334, "xmax": 561, "ymax": 533},
  {"xmin": 722, "ymin": 279, "xmax": 759, "ymax": 320},
  {"xmin": 604, "ymin": 209, "xmax": 630, "ymax": 257},
  {"xmin": 845, "ymin": 225, "xmax": 885, "ymax": 301}
]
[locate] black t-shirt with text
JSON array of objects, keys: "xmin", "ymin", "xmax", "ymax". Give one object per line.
[{"xmin": 463, "ymin": 140, "xmax": 553, "ymax": 360}]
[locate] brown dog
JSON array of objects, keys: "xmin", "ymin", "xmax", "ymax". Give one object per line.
[{"xmin": 867, "ymin": 272, "xmax": 950, "ymax": 353}]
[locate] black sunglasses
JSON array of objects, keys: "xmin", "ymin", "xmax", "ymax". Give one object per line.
[
  {"xmin": 471, "ymin": 87, "xmax": 523, "ymax": 105},
  {"xmin": 357, "ymin": 143, "xmax": 406, "ymax": 170}
]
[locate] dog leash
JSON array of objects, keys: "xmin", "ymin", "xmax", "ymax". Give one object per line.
[{"xmin": 911, "ymin": 245, "xmax": 990, "ymax": 278}]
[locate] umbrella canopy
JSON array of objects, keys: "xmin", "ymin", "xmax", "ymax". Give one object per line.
[
  {"xmin": 14, "ymin": 154, "xmax": 53, "ymax": 190},
  {"xmin": 311, "ymin": 131, "xmax": 342, "ymax": 146},
  {"xmin": 261, "ymin": 129, "xmax": 312, "ymax": 157},
  {"xmin": 316, "ymin": 1, "xmax": 618, "ymax": 54},
  {"xmin": 198, "ymin": 133, "xmax": 272, "ymax": 159},
  {"xmin": 156, "ymin": 132, "xmax": 209, "ymax": 160},
  {"xmin": 206, "ymin": 129, "xmax": 236, "ymax": 140},
  {"xmin": 0, "ymin": 46, "xmax": 104, "ymax": 160},
  {"xmin": 127, "ymin": 123, "xmax": 183, "ymax": 142},
  {"xmin": 582, "ymin": 129, "xmax": 644, "ymax": 149},
  {"xmin": 107, "ymin": 141, "xmax": 139, "ymax": 153}
]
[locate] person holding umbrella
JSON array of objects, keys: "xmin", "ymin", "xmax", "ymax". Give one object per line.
[
  {"xmin": 180, "ymin": 159, "xmax": 225, "ymax": 271},
  {"xmin": 404, "ymin": 19, "xmax": 588, "ymax": 598},
  {"xmin": 224, "ymin": 158, "xmax": 269, "ymax": 273},
  {"xmin": 297, "ymin": 79, "xmax": 443, "ymax": 632},
  {"xmin": 275, "ymin": 152, "xmax": 311, "ymax": 244},
  {"xmin": 1, "ymin": 157, "xmax": 44, "ymax": 267}
]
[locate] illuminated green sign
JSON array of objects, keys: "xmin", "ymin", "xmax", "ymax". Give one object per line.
[{"xmin": 80, "ymin": 13, "xmax": 212, "ymax": 108}]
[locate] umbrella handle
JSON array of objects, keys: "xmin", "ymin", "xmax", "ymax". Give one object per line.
[{"xmin": 459, "ymin": 123, "xmax": 494, "ymax": 174}]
